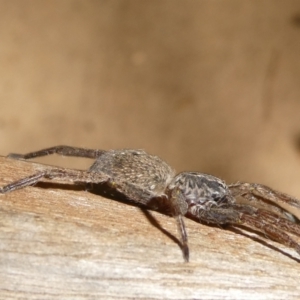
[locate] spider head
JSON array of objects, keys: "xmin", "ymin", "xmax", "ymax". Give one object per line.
[{"xmin": 169, "ymin": 172, "xmax": 234, "ymax": 210}]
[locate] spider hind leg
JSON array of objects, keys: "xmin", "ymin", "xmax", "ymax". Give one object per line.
[
  {"xmin": 7, "ymin": 145, "xmax": 106, "ymax": 160},
  {"xmin": 0, "ymin": 168, "xmax": 110, "ymax": 194}
]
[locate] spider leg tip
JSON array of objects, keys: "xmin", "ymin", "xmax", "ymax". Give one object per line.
[{"xmin": 182, "ymin": 246, "xmax": 189, "ymax": 262}]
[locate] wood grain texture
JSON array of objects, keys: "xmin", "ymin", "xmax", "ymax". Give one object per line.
[{"xmin": 1, "ymin": 156, "xmax": 300, "ymax": 300}]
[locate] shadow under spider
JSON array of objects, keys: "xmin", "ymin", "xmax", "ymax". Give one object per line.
[{"xmin": 34, "ymin": 181, "xmax": 300, "ymax": 262}]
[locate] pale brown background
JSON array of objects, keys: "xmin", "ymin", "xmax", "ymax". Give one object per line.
[
  {"xmin": 1, "ymin": 0, "xmax": 300, "ymax": 194},
  {"xmin": 1, "ymin": 1, "xmax": 300, "ymax": 299}
]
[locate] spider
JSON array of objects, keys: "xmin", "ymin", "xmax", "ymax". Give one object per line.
[{"xmin": 1, "ymin": 145, "xmax": 300, "ymax": 262}]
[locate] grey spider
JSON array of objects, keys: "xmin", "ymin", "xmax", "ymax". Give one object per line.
[{"xmin": 1, "ymin": 145, "xmax": 300, "ymax": 262}]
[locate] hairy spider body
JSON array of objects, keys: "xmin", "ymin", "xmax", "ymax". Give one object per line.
[
  {"xmin": 90, "ymin": 149, "xmax": 175, "ymax": 200},
  {"xmin": 1, "ymin": 145, "xmax": 300, "ymax": 262}
]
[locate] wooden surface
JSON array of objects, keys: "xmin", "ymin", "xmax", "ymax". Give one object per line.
[{"xmin": 1, "ymin": 156, "xmax": 300, "ymax": 300}]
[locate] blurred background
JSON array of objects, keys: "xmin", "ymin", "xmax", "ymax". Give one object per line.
[{"xmin": 0, "ymin": 0, "xmax": 300, "ymax": 195}]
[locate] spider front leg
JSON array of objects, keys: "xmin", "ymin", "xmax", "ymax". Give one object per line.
[
  {"xmin": 194, "ymin": 204, "xmax": 300, "ymax": 256},
  {"xmin": 7, "ymin": 145, "xmax": 106, "ymax": 160},
  {"xmin": 0, "ymin": 167, "xmax": 110, "ymax": 194},
  {"xmin": 229, "ymin": 182, "xmax": 300, "ymax": 210},
  {"xmin": 240, "ymin": 210, "xmax": 300, "ymax": 255}
]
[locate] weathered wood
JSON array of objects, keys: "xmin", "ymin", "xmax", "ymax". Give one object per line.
[{"xmin": 1, "ymin": 156, "xmax": 300, "ymax": 299}]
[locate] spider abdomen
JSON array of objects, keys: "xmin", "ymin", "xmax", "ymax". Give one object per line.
[{"xmin": 89, "ymin": 149, "xmax": 175, "ymax": 195}]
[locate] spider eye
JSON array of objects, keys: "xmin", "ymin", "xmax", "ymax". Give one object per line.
[{"xmin": 211, "ymin": 191, "xmax": 221, "ymax": 199}]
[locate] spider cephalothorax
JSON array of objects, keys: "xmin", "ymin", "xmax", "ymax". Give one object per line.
[
  {"xmin": 1, "ymin": 146, "xmax": 300, "ymax": 262},
  {"xmin": 169, "ymin": 172, "xmax": 234, "ymax": 210}
]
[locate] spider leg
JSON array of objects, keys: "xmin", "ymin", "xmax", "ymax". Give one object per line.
[
  {"xmin": 8, "ymin": 145, "xmax": 106, "ymax": 160},
  {"xmin": 193, "ymin": 205, "xmax": 242, "ymax": 225},
  {"xmin": 110, "ymin": 181, "xmax": 189, "ymax": 262},
  {"xmin": 169, "ymin": 188, "xmax": 189, "ymax": 262},
  {"xmin": 228, "ymin": 182, "xmax": 300, "ymax": 219},
  {"xmin": 195, "ymin": 204, "xmax": 300, "ymax": 255},
  {"xmin": 240, "ymin": 211, "xmax": 300, "ymax": 255},
  {"xmin": 259, "ymin": 209, "xmax": 300, "ymax": 237},
  {"xmin": 0, "ymin": 167, "xmax": 110, "ymax": 194}
]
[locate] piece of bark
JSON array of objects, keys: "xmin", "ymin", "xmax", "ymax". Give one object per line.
[{"xmin": 0, "ymin": 156, "xmax": 300, "ymax": 300}]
